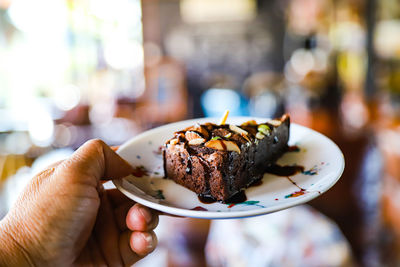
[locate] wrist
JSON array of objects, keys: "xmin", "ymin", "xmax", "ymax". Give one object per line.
[{"xmin": 0, "ymin": 219, "xmax": 35, "ymax": 267}]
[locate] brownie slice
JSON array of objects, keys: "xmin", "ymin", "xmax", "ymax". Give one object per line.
[{"xmin": 163, "ymin": 114, "xmax": 290, "ymax": 202}]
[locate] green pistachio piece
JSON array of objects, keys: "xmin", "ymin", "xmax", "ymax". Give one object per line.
[{"xmin": 257, "ymin": 124, "xmax": 271, "ymax": 136}]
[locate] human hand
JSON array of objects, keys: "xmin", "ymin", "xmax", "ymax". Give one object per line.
[{"xmin": 0, "ymin": 139, "xmax": 159, "ymax": 266}]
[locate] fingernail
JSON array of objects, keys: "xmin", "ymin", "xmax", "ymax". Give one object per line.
[
  {"xmin": 141, "ymin": 232, "xmax": 154, "ymax": 250},
  {"xmin": 139, "ymin": 206, "xmax": 152, "ymax": 224}
]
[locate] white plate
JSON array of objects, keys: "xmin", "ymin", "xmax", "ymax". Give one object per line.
[{"xmin": 113, "ymin": 117, "xmax": 344, "ymax": 219}]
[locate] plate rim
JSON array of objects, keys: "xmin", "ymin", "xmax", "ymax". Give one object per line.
[{"xmin": 113, "ymin": 117, "xmax": 345, "ymax": 219}]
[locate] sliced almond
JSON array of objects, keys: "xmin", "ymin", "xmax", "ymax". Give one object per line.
[
  {"xmin": 258, "ymin": 124, "xmax": 271, "ymax": 136},
  {"xmin": 185, "ymin": 125, "xmax": 209, "ymax": 139},
  {"xmin": 169, "ymin": 138, "xmax": 179, "ymax": 145},
  {"xmin": 185, "ymin": 131, "xmax": 203, "ymax": 141},
  {"xmin": 281, "ymin": 114, "xmax": 289, "ymax": 121},
  {"xmin": 256, "ymin": 132, "xmax": 265, "ymax": 139},
  {"xmin": 229, "ymin": 124, "xmax": 248, "ymax": 135},
  {"xmin": 205, "ymin": 140, "xmax": 225, "ymax": 150},
  {"xmin": 188, "ymin": 138, "xmax": 206, "ymax": 145},
  {"xmin": 224, "ymin": 140, "xmax": 241, "ymax": 154},
  {"xmin": 205, "ymin": 140, "xmax": 241, "ymax": 154},
  {"xmin": 265, "ymin": 119, "xmax": 282, "ymax": 127},
  {"xmin": 241, "ymin": 120, "xmax": 257, "ymax": 126}
]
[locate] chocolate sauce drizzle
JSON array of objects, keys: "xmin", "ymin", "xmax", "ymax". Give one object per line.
[
  {"xmin": 198, "ymin": 194, "xmax": 217, "ymax": 204},
  {"xmin": 225, "ymin": 191, "xmax": 247, "ymax": 203},
  {"xmin": 265, "ymin": 163, "xmax": 308, "ymax": 191},
  {"xmin": 265, "ymin": 164, "xmax": 304, "ymax": 176},
  {"xmin": 197, "ymin": 190, "xmax": 248, "ymax": 204},
  {"xmin": 285, "ymin": 176, "xmax": 306, "ymax": 192}
]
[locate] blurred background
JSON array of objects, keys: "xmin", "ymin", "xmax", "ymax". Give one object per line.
[{"xmin": 1, "ymin": 0, "xmax": 400, "ymax": 266}]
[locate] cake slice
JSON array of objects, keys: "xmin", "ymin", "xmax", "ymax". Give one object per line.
[{"xmin": 163, "ymin": 114, "xmax": 290, "ymax": 202}]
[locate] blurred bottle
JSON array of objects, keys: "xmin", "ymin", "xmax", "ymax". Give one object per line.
[
  {"xmin": 282, "ymin": 1, "xmax": 380, "ymax": 265},
  {"xmin": 369, "ymin": 0, "xmax": 400, "ymax": 264},
  {"xmin": 243, "ymin": 72, "xmax": 285, "ymax": 118},
  {"xmin": 375, "ymin": 64, "xmax": 400, "ymax": 265}
]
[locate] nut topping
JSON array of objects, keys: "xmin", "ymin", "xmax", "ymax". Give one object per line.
[
  {"xmin": 229, "ymin": 124, "xmax": 248, "ymax": 135},
  {"xmin": 224, "ymin": 133, "xmax": 232, "ymax": 138},
  {"xmin": 224, "ymin": 140, "xmax": 241, "ymax": 153},
  {"xmin": 205, "ymin": 140, "xmax": 241, "ymax": 154},
  {"xmin": 185, "ymin": 125, "xmax": 209, "ymax": 139},
  {"xmin": 205, "ymin": 139, "xmax": 224, "ymax": 150},
  {"xmin": 188, "ymin": 138, "xmax": 206, "ymax": 145},
  {"xmin": 258, "ymin": 124, "xmax": 271, "ymax": 136},
  {"xmin": 169, "ymin": 138, "xmax": 179, "ymax": 145},
  {"xmin": 185, "ymin": 131, "xmax": 203, "ymax": 141},
  {"xmin": 241, "ymin": 120, "xmax": 257, "ymax": 126},
  {"xmin": 265, "ymin": 119, "xmax": 282, "ymax": 127},
  {"xmin": 255, "ymin": 132, "xmax": 265, "ymax": 139}
]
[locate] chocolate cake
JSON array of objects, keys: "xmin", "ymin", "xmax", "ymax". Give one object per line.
[{"xmin": 163, "ymin": 114, "xmax": 290, "ymax": 202}]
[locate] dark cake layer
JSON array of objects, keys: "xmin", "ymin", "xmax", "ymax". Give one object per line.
[{"xmin": 163, "ymin": 115, "xmax": 290, "ymax": 202}]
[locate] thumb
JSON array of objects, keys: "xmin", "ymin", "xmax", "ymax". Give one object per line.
[{"xmin": 57, "ymin": 139, "xmax": 134, "ymax": 185}]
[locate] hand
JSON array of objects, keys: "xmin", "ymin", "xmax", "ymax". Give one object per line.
[{"xmin": 0, "ymin": 139, "xmax": 159, "ymax": 266}]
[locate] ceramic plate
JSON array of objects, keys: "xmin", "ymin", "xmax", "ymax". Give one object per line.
[{"xmin": 113, "ymin": 117, "xmax": 344, "ymax": 219}]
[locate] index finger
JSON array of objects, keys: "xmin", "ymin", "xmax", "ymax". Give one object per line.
[{"xmin": 57, "ymin": 139, "xmax": 134, "ymax": 185}]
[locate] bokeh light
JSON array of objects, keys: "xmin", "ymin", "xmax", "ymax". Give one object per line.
[
  {"xmin": 54, "ymin": 85, "xmax": 81, "ymax": 111},
  {"xmin": 28, "ymin": 106, "xmax": 54, "ymax": 147},
  {"xmin": 201, "ymin": 88, "xmax": 241, "ymax": 117}
]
